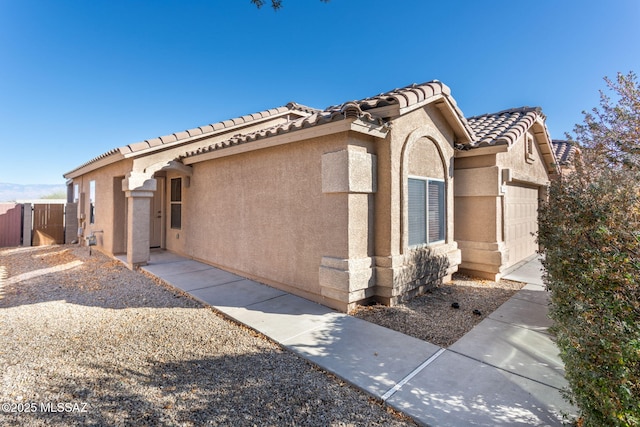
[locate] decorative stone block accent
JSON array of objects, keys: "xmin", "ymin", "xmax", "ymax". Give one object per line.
[
  {"xmin": 321, "ymin": 149, "xmax": 377, "ymax": 194},
  {"xmin": 375, "ymin": 244, "xmax": 460, "ymax": 305},
  {"xmin": 319, "ymin": 256, "xmax": 376, "ymax": 304}
]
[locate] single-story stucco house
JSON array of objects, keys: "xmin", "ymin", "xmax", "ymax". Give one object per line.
[{"xmin": 64, "ymin": 80, "xmax": 558, "ymax": 311}]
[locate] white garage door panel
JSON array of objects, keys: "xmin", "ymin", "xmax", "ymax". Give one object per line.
[{"xmin": 505, "ymin": 185, "xmax": 539, "ymax": 267}]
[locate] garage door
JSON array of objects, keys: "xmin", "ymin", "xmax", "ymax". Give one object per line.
[{"xmin": 505, "ymin": 184, "xmax": 539, "ymax": 267}]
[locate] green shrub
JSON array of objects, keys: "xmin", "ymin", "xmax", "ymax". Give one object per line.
[
  {"xmin": 538, "ymin": 72, "xmax": 640, "ymax": 426},
  {"xmin": 539, "ymin": 169, "xmax": 639, "ymax": 427}
]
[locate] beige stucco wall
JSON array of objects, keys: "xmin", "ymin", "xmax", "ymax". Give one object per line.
[
  {"xmin": 181, "ymin": 131, "xmax": 378, "ymax": 310},
  {"xmin": 454, "ymin": 131, "xmax": 551, "ymax": 280},
  {"xmin": 181, "ymin": 105, "xmax": 462, "ymax": 310},
  {"xmin": 72, "ymin": 159, "xmax": 133, "ymax": 254},
  {"xmin": 497, "ymin": 132, "xmax": 552, "ymax": 185}
]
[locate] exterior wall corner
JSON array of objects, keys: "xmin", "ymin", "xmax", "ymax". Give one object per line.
[{"xmin": 318, "ymin": 256, "xmax": 376, "ymax": 306}]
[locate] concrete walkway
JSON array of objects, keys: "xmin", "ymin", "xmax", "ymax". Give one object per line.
[{"xmin": 127, "ymin": 252, "xmax": 576, "ymax": 426}]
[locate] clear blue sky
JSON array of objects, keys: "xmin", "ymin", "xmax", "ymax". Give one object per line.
[{"xmin": 1, "ymin": 0, "xmax": 638, "ymax": 185}]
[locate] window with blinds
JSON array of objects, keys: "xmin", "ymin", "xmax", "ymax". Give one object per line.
[
  {"xmin": 170, "ymin": 178, "xmax": 182, "ymax": 230},
  {"xmin": 408, "ymin": 177, "xmax": 445, "ymax": 246},
  {"xmin": 428, "ymin": 180, "xmax": 445, "ymax": 242}
]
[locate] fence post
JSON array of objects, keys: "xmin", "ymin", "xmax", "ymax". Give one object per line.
[
  {"xmin": 22, "ymin": 203, "xmax": 32, "ymax": 247},
  {"xmin": 65, "ymin": 203, "xmax": 78, "ymax": 244}
]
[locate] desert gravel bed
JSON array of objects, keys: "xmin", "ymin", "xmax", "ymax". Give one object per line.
[
  {"xmin": 0, "ymin": 245, "xmax": 413, "ymax": 427},
  {"xmin": 351, "ymin": 274, "xmax": 526, "ymax": 347}
]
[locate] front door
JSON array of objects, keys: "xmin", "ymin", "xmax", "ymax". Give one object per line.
[{"xmin": 150, "ymin": 177, "xmax": 164, "ymax": 248}]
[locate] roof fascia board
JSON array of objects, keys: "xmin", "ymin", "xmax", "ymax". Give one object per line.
[
  {"xmin": 184, "ymin": 118, "xmax": 388, "ymax": 166},
  {"xmin": 432, "ymin": 98, "xmax": 473, "ymax": 144},
  {"xmin": 455, "ymin": 144, "xmax": 509, "ymax": 158},
  {"xmin": 531, "ymin": 118, "xmax": 559, "ymax": 175}
]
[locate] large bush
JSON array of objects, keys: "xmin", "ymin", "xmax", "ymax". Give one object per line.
[{"xmin": 538, "ymin": 73, "xmax": 640, "ymax": 426}]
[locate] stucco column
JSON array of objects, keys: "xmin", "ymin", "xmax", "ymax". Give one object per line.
[
  {"xmin": 319, "ymin": 147, "xmax": 377, "ymax": 311},
  {"xmin": 122, "ymin": 172, "xmax": 157, "ymax": 268}
]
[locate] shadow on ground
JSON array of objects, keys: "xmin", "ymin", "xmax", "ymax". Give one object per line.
[
  {"xmin": 0, "ymin": 245, "xmax": 195, "ymax": 310},
  {"xmin": 1, "ymin": 351, "xmax": 410, "ymax": 427}
]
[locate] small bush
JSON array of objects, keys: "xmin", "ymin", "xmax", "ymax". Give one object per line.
[
  {"xmin": 539, "ymin": 168, "xmax": 639, "ymax": 427},
  {"xmin": 539, "ymin": 73, "xmax": 640, "ymax": 426}
]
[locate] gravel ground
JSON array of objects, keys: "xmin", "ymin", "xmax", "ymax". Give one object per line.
[
  {"xmin": 351, "ymin": 273, "xmax": 526, "ymax": 347},
  {"xmin": 0, "ymin": 245, "xmax": 414, "ymax": 427}
]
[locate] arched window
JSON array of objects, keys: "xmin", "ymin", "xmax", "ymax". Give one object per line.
[{"xmin": 406, "ymin": 137, "xmax": 446, "ymax": 247}]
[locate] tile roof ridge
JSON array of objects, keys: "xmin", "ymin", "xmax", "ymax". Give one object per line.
[
  {"xmin": 323, "ymin": 79, "xmax": 475, "ymax": 143},
  {"xmin": 326, "ymin": 80, "xmax": 452, "ymax": 112}
]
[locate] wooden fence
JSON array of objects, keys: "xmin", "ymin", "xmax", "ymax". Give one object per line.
[
  {"xmin": 0, "ymin": 204, "xmax": 22, "ymax": 247},
  {"xmin": 0, "ymin": 203, "xmax": 75, "ymax": 248}
]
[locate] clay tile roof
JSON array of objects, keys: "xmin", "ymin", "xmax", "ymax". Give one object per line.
[
  {"xmin": 187, "ymin": 127, "xmax": 203, "ymax": 137},
  {"xmin": 467, "ymin": 107, "xmax": 543, "ymax": 147},
  {"xmin": 181, "ymin": 102, "xmax": 387, "ymax": 160},
  {"xmin": 327, "ymin": 80, "xmax": 453, "ymax": 112},
  {"xmin": 182, "ymin": 82, "xmax": 483, "ymax": 160},
  {"xmin": 147, "ymin": 138, "xmax": 163, "ymax": 148},
  {"xmin": 64, "ymin": 148, "xmax": 123, "ymax": 174},
  {"xmin": 325, "ymin": 81, "xmax": 474, "ymax": 141},
  {"xmin": 173, "ymin": 131, "xmax": 190, "ymax": 140},
  {"xmin": 160, "ymin": 134, "xmax": 178, "ymax": 144},
  {"xmin": 552, "ymin": 140, "xmax": 579, "ymax": 165},
  {"xmin": 64, "ymin": 103, "xmax": 316, "ymax": 178},
  {"xmin": 117, "ymin": 103, "xmax": 313, "ymax": 155},
  {"xmin": 128, "ymin": 141, "xmax": 151, "ymax": 152}
]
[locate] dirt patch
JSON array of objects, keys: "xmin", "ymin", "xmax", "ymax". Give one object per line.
[{"xmin": 351, "ymin": 273, "xmax": 525, "ymax": 347}]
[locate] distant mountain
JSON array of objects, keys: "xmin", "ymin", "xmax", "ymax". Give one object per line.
[{"xmin": 0, "ymin": 183, "xmax": 67, "ymax": 203}]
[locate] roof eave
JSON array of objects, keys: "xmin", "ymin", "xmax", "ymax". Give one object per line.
[
  {"xmin": 432, "ymin": 97, "xmax": 474, "ymax": 145},
  {"xmin": 455, "ymin": 143, "xmax": 510, "ymax": 157},
  {"xmin": 63, "ymin": 106, "xmax": 315, "ymax": 178},
  {"xmin": 531, "ymin": 117, "xmax": 560, "ymax": 175},
  {"xmin": 63, "ymin": 150, "xmax": 126, "ymax": 180}
]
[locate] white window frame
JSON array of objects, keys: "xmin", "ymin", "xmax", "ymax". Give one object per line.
[{"xmin": 408, "ymin": 176, "xmax": 446, "ymax": 247}]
